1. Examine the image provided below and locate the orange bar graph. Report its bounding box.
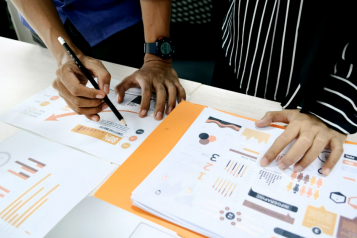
[8,170,28,180]
[240,166,248,177]
[21,167,36,174]
[16,199,48,228]
[225,183,233,197]
[71,124,122,145]
[8,214,18,224]
[5,188,44,222]
[1,200,22,219]
[13,184,60,226]
[0,186,10,193]
[243,148,260,155]
[233,164,241,176]
[0,174,51,217]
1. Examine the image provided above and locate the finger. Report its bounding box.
[260,125,300,167]
[255,111,292,127]
[63,99,100,122]
[114,76,137,103]
[153,82,167,120]
[294,132,330,172]
[174,81,186,103]
[85,59,111,94]
[278,131,316,170]
[53,78,103,108]
[165,81,177,115]
[138,83,153,118]
[322,137,344,176]
[59,67,106,99]
[65,97,107,118]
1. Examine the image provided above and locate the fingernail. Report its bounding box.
[260,157,268,167]
[294,165,303,172]
[140,110,147,116]
[323,168,331,176]
[96,94,104,99]
[104,84,110,94]
[102,104,108,110]
[91,116,98,122]
[116,94,120,103]
[167,107,173,114]
[278,163,287,170]
[155,111,163,120]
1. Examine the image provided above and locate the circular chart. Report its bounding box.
[0,152,11,167]
[40,101,50,106]
[121,143,130,149]
[198,133,216,145]
[136,129,144,135]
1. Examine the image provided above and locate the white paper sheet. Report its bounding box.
[0,80,164,165]
[132,108,357,238]
[0,131,116,238]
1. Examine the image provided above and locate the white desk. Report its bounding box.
[1,37,356,238]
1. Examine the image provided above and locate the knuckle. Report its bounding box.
[72,97,81,107]
[70,87,80,96]
[157,84,166,92]
[143,91,152,98]
[277,133,290,144]
[333,146,344,154]
[300,135,313,145]
[315,136,327,145]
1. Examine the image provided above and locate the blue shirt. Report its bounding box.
[19,0,142,47]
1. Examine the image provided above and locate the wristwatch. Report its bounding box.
[144,37,175,60]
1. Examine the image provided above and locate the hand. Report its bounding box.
[52,53,111,122]
[256,110,347,176]
[115,55,186,120]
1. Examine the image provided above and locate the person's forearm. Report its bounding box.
[140,0,171,61]
[11,0,81,65]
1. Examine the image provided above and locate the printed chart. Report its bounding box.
[0,85,162,165]
[0,132,116,238]
[132,107,357,238]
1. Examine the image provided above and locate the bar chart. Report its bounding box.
[7,158,46,180]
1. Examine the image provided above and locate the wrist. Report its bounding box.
[144,53,172,64]
[49,35,82,66]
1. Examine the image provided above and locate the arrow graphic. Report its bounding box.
[45,110,138,121]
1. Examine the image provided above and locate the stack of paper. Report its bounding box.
[132,108,357,238]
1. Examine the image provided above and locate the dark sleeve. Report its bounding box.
[281,1,357,134]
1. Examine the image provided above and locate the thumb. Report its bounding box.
[114,76,136,104]
[255,110,292,127]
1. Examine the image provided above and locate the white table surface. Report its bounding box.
[1,36,356,237]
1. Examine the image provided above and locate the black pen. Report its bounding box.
[58,36,126,126]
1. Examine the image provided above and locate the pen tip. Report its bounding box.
[121,119,127,126]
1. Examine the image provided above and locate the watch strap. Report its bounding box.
[144,42,157,54]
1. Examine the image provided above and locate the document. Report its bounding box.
[131,107,357,238]
[0,80,163,165]
[0,131,116,238]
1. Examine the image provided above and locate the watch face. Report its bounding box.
[160,42,172,55]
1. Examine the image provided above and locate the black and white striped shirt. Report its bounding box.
[217,0,357,134]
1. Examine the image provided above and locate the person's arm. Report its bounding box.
[255,2,356,176]
[12,0,111,122]
[115,0,186,120]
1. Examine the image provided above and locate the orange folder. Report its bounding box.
[94,101,356,238]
